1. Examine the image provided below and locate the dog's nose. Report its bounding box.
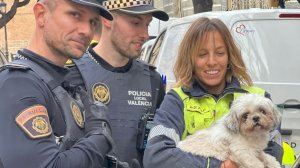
[253,116,260,123]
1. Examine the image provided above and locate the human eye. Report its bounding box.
[131,19,141,26]
[90,19,99,30]
[216,50,225,56]
[198,52,207,57]
[69,11,81,19]
[216,48,227,56]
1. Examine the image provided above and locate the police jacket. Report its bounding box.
[0,49,110,168]
[143,77,283,168]
[65,47,165,166]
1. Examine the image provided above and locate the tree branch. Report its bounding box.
[0,0,30,29]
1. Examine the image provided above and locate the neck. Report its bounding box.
[206,85,225,95]
[27,32,67,67]
[196,78,226,95]
[93,35,130,68]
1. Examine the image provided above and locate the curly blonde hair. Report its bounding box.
[174,17,252,88]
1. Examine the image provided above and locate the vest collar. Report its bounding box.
[182,77,247,98]
[88,47,133,73]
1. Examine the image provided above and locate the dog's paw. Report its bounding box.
[262,153,281,168]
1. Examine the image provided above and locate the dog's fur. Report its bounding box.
[177,94,281,168]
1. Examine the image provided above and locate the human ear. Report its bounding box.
[33,3,47,27]
[102,17,112,29]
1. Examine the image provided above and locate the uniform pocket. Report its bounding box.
[185,104,214,135]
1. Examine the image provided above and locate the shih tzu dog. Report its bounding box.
[177,94,281,168]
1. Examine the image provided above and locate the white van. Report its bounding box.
[140,39,156,62]
[147,8,300,158]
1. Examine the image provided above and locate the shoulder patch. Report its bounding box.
[15,105,52,139]
[65,59,75,67]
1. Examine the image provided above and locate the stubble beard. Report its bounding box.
[45,37,85,61]
[111,34,140,60]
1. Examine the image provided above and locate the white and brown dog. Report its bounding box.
[177,94,281,168]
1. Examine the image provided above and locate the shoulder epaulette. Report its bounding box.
[4,63,31,71]
[148,64,157,71]
[136,59,157,70]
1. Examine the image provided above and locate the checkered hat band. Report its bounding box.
[104,0,152,10]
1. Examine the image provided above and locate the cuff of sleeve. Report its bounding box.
[207,157,222,168]
[88,133,111,154]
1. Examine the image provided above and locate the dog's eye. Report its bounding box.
[242,113,249,120]
[260,109,266,115]
[259,108,267,115]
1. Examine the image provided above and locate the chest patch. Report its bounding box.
[15,105,52,139]
[92,82,110,104]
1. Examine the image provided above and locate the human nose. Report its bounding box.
[140,26,149,40]
[77,21,93,38]
[207,53,217,65]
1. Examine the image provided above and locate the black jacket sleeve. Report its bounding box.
[149,68,166,109]
[264,91,283,163]
[0,70,110,168]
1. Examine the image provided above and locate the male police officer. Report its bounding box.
[0,0,116,167]
[65,0,169,167]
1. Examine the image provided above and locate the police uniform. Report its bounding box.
[65,46,166,166]
[0,49,111,167]
[143,78,283,168]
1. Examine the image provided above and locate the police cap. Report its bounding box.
[103,0,169,21]
[37,0,113,20]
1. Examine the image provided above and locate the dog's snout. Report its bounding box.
[253,116,260,123]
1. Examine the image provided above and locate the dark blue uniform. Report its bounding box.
[65,46,165,166]
[0,49,110,167]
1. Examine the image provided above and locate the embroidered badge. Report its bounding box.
[70,101,84,128]
[64,59,75,67]
[92,82,110,104]
[15,105,52,139]
[32,117,49,134]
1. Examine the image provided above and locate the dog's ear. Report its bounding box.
[224,110,239,134]
[269,101,281,129]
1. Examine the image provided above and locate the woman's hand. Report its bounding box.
[221,159,238,168]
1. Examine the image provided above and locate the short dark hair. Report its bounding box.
[38,0,57,11]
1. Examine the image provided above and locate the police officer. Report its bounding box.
[65,0,169,167]
[143,17,283,168]
[0,0,116,167]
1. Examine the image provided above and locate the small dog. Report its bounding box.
[177,94,281,168]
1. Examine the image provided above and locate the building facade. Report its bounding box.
[153,0,222,17]
[153,0,300,17]
[0,0,35,60]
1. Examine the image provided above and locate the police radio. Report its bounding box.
[136,111,155,151]
[136,88,159,151]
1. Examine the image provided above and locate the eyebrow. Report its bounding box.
[216,46,226,49]
[130,15,144,20]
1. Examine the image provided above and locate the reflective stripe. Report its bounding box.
[207,157,210,168]
[148,125,180,144]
